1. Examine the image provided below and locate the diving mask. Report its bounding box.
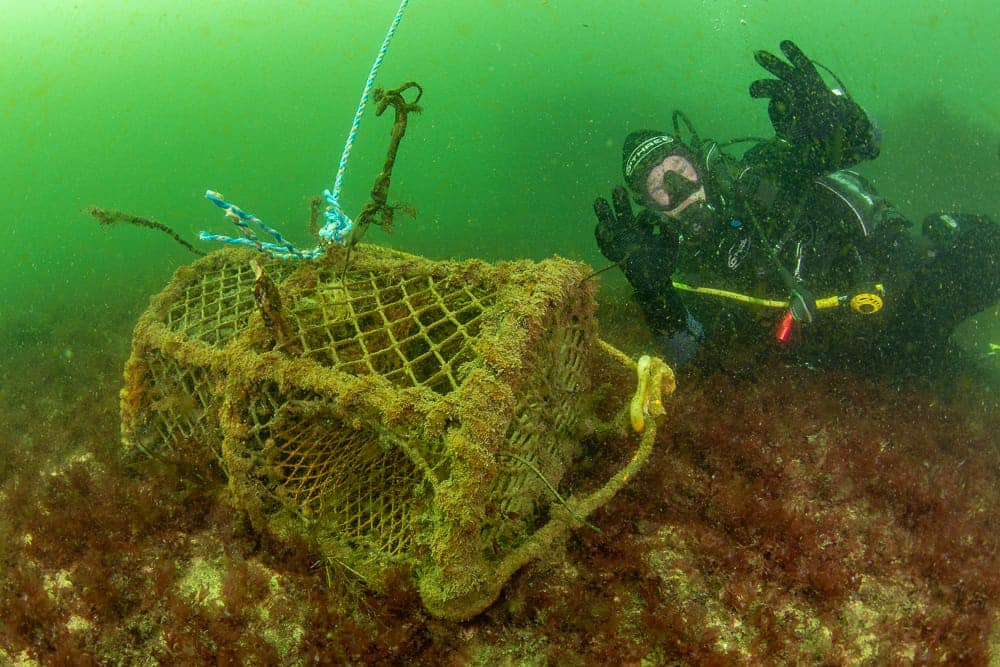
[643,153,706,217]
[622,130,706,218]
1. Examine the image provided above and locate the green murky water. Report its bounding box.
[2,0,998,369]
[1,4,999,661]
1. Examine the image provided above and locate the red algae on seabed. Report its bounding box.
[1,349,998,664]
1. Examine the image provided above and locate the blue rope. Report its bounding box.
[200,191,324,260]
[200,0,412,258]
[319,0,411,245]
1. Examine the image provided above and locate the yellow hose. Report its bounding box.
[672,282,843,311]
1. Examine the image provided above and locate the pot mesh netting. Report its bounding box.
[121,244,672,620]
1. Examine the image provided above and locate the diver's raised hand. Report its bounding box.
[749,40,880,172]
[594,186,645,264]
[594,187,693,361]
[593,186,677,289]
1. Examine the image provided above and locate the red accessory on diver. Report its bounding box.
[775,309,795,343]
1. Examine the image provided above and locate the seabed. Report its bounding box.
[1,285,998,665]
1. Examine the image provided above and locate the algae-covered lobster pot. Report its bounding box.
[121,243,671,620]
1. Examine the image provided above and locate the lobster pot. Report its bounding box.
[121,243,648,620]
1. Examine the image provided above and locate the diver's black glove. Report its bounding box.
[594,186,676,288]
[749,40,880,173]
[594,187,694,343]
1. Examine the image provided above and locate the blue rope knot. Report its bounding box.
[319,189,354,245]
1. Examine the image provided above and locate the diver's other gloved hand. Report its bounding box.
[593,185,677,289]
[749,40,880,173]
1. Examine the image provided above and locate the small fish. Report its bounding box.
[986,343,1000,356]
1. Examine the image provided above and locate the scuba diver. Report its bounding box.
[593,40,1000,373]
